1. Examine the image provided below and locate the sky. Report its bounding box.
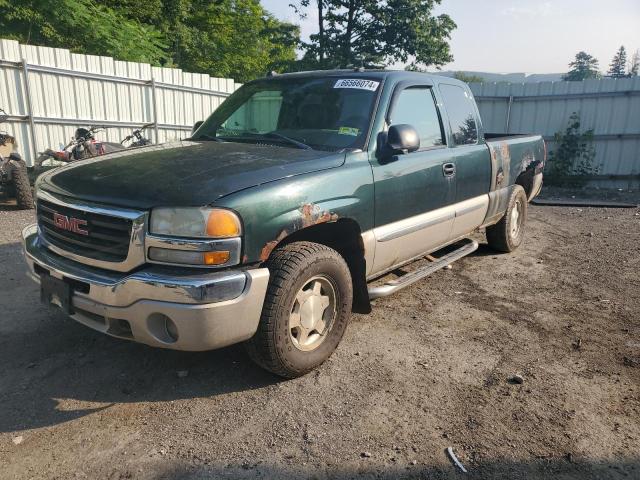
[261,0,640,74]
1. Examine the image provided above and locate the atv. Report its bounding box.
[0,109,34,210]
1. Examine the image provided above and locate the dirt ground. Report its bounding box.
[0,189,639,480]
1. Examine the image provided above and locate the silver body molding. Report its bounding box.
[367,194,489,277]
[22,225,270,351]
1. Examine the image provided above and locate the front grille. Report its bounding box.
[37,199,132,262]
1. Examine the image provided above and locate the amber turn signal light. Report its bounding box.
[206,210,241,238]
[203,251,231,265]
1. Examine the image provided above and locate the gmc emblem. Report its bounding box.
[53,213,89,236]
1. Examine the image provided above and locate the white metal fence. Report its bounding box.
[469,77,640,189]
[0,39,239,166]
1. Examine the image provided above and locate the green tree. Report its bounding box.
[0,0,167,63]
[0,0,299,82]
[545,112,597,186]
[628,49,639,77]
[169,0,299,82]
[607,45,628,78]
[453,72,484,83]
[562,51,600,81]
[292,0,456,70]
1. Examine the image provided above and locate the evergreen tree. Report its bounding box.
[607,45,628,78]
[629,50,640,77]
[562,51,600,81]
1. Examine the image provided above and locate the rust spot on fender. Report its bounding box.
[500,141,510,160]
[259,203,339,261]
[300,203,338,227]
[489,141,512,188]
[259,230,288,262]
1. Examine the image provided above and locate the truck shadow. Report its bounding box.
[0,242,281,433]
[470,242,503,257]
[153,458,640,480]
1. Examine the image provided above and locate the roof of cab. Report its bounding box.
[253,69,467,88]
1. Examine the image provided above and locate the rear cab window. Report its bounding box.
[438,84,478,146]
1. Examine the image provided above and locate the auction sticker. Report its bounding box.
[334,79,380,91]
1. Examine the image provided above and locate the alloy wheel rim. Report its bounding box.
[289,275,337,352]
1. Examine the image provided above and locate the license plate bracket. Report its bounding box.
[40,273,74,315]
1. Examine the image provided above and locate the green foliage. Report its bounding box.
[453,72,484,83]
[292,0,456,70]
[545,112,598,187]
[0,0,299,82]
[0,0,167,63]
[166,0,299,82]
[607,45,628,78]
[563,51,600,81]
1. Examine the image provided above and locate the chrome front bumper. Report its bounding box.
[22,224,270,351]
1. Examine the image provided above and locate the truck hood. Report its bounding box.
[37,140,346,209]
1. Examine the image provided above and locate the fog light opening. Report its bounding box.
[147,313,179,344]
[165,317,179,342]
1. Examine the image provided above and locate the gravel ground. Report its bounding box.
[0,190,639,480]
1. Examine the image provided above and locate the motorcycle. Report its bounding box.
[35,122,154,169]
[120,122,154,148]
[0,108,34,209]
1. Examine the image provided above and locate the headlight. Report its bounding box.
[150,207,241,238]
[148,207,242,267]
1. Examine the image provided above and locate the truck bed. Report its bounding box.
[484,133,539,141]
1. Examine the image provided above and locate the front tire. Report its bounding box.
[245,241,353,378]
[486,185,527,252]
[9,159,34,210]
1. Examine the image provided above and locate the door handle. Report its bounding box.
[442,163,456,177]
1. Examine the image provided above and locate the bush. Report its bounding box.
[545,112,598,187]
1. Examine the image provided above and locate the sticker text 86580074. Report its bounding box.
[334,79,380,91]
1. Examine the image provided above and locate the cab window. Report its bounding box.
[439,84,478,145]
[389,87,444,149]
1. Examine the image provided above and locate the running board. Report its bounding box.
[367,239,479,300]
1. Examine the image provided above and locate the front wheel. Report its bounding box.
[245,241,353,378]
[9,159,34,210]
[486,185,527,252]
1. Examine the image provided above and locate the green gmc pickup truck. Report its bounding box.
[22,70,544,378]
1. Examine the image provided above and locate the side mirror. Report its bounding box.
[378,124,420,159]
[191,120,204,135]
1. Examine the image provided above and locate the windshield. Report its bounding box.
[192,76,382,151]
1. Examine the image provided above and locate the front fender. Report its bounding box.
[217,155,374,264]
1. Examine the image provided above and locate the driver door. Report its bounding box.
[369,84,455,275]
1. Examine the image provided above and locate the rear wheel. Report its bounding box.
[245,241,353,378]
[486,185,527,252]
[9,159,34,210]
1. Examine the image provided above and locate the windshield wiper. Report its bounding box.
[191,134,225,142]
[262,132,312,150]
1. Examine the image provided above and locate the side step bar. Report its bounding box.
[367,239,479,300]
